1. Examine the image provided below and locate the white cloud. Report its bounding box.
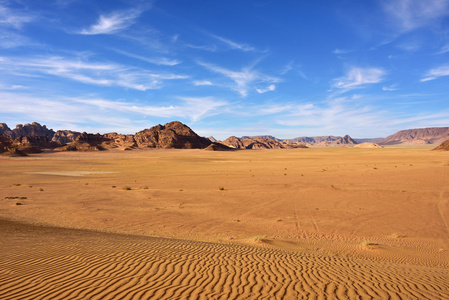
[79,9,143,35]
[72,96,227,122]
[332,67,386,90]
[437,43,449,54]
[0,5,34,29]
[256,84,276,94]
[382,84,398,91]
[381,0,449,32]
[193,80,213,86]
[210,34,255,52]
[421,64,449,81]
[0,55,188,91]
[333,48,352,54]
[112,49,180,66]
[197,60,280,97]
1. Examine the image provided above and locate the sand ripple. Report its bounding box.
[1,220,448,300]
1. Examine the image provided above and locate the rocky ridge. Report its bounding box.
[380,127,449,145]
[222,136,308,149]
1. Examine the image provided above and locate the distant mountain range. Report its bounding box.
[1,122,449,156]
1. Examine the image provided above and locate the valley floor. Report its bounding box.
[1,147,448,299]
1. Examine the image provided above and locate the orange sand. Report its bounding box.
[1,147,448,299]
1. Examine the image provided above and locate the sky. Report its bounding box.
[1,0,449,139]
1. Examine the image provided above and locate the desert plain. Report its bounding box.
[0,146,448,299]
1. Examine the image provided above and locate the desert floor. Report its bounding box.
[1,147,448,299]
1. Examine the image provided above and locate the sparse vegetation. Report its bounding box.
[11,183,21,187]
[219,187,225,190]
[391,233,404,238]
[112,185,116,188]
[15,202,23,206]
[276,218,282,222]
[39,188,44,192]
[122,186,132,191]
[362,241,379,249]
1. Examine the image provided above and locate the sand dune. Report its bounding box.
[1,147,448,299]
[1,219,448,300]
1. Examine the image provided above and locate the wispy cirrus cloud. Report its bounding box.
[256,84,276,94]
[210,34,255,52]
[437,43,449,54]
[421,64,449,81]
[193,80,213,86]
[0,92,228,132]
[332,67,386,91]
[197,60,280,97]
[0,55,188,91]
[0,4,34,29]
[381,0,449,32]
[112,48,181,66]
[79,8,144,35]
[72,96,227,122]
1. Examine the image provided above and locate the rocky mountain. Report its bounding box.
[354,138,384,144]
[52,130,81,144]
[432,139,449,151]
[380,127,449,145]
[222,136,307,149]
[288,135,357,146]
[241,135,280,141]
[0,123,14,137]
[134,121,211,149]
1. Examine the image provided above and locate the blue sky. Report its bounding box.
[1,0,449,139]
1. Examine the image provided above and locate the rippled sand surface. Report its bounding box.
[1,148,448,299]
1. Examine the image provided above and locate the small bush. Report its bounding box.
[122,186,131,191]
[15,202,22,206]
[219,187,225,191]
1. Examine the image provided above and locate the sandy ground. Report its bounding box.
[1,147,448,299]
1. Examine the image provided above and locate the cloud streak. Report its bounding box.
[332,67,385,91]
[381,0,449,32]
[421,64,449,81]
[79,9,143,35]
[197,60,280,97]
[0,4,34,29]
[210,34,255,52]
[0,55,188,91]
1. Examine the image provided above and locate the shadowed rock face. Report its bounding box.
[11,122,55,139]
[433,139,449,151]
[134,121,211,149]
[289,135,357,146]
[52,130,81,144]
[380,127,449,145]
[0,123,13,137]
[222,136,308,149]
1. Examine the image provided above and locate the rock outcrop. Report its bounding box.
[134,121,211,149]
[11,122,55,139]
[0,123,13,137]
[222,136,307,149]
[432,139,449,151]
[0,134,27,156]
[52,130,81,144]
[380,127,449,145]
[289,135,357,146]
